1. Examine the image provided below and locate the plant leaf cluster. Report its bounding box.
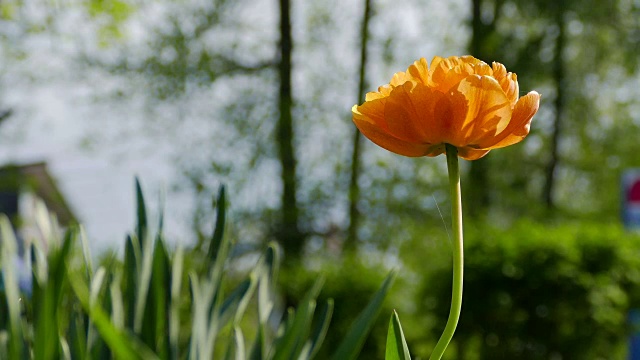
[0,180,402,359]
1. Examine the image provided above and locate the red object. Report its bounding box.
[630,180,640,203]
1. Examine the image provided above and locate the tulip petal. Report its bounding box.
[365,89,387,101]
[493,63,519,107]
[430,58,470,92]
[382,82,453,145]
[502,73,519,107]
[429,56,460,88]
[491,62,507,78]
[406,58,430,84]
[382,82,426,142]
[458,147,490,160]
[390,71,410,87]
[353,105,432,157]
[448,75,512,147]
[354,94,387,130]
[485,91,541,149]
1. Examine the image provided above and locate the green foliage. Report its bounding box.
[86,0,135,44]
[418,220,640,359]
[87,0,133,22]
[0,181,395,359]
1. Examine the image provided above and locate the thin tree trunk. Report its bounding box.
[345,0,373,252]
[277,0,303,257]
[542,8,565,209]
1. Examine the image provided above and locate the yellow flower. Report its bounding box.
[352,56,540,160]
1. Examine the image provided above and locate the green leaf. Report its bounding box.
[256,243,280,323]
[86,267,107,354]
[219,277,257,326]
[33,229,75,360]
[331,270,397,360]
[223,326,245,360]
[187,272,204,359]
[249,243,280,359]
[385,310,411,360]
[89,267,107,307]
[157,190,165,234]
[247,326,265,360]
[0,215,24,360]
[207,185,226,263]
[68,308,88,359]
[234,326,246,360]
[188,271,217,360]
[146,236,171,358]
[299,299,334,360]
[260,243,280,291]
[110,269,125,331]
[79,226,94,279]
[271,278,324,360]
[133,234,154,334]
[123,234,140,330]
[170,247,184,359]
[67,266,159,360]
[135,177,148,251]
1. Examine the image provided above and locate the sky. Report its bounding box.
[0,74,183,253]
[0,3,194,253]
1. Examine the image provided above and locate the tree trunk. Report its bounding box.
[542,8,565,209]
[345,0,373,252]
[277,0,303,257]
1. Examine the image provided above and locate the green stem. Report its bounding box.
[429,144,464,360]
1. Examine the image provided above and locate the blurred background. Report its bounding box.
[2,0,640,358]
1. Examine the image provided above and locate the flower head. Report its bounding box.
[352,56,540,160]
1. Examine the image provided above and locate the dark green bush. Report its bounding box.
[419,220,640,359]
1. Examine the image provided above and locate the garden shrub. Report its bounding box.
[419,219,640,359]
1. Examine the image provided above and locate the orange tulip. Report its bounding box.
[352,56,540,160]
